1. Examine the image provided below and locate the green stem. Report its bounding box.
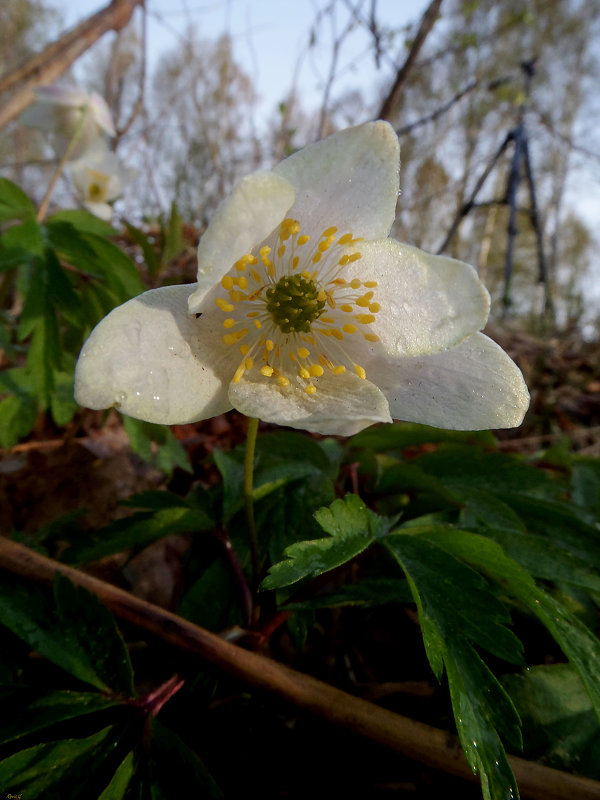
[37,103,91,222]
[244,416,261,589]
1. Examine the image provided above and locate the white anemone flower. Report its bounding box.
[70,146,136,221]
[74,121,529,437]
[21,84,116,159]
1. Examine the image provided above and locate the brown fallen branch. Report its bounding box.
[0,0,142,132]
[1,538,599,800]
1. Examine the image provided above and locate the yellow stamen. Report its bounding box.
[348,252,362,262]
[277,376,290,387]
[369,302,381,313]
[309,364,324,377]
[356,314,376,325]
[333,365,346,375]
[261,365,274,377]
[299,367,311,379]
[216,298,234,312]
[363,333,380,342]
[233,364,246,382]
[337,233,353,245]
[355,365,366,380]
[223,318,235,328]
[305,385,317,395]
[297,235,309,246]
[340,304,353,313]
[297,347,310,359]
[221,276,234,290]
[245,357,254,370]
[343,324,357,334]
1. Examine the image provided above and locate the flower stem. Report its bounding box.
[37,103,90,222]
[244,416,261,589]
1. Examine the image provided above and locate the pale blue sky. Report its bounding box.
[56,0,429,115]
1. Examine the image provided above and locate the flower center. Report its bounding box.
[212,218,382,394]
[265,274,326,333]
[86,169,109,202]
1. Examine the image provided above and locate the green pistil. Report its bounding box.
[266,275,326,333]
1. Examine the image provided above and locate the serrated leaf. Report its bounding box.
[0,725,122,798]
[384,532,524,669]
[0,687,123,745]
[384,533,522,800]
[425,529,600,722]
[0,178,36,221]
[0,573,134,694]
[261,495,379,590]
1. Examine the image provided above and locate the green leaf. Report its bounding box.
[0,687,123,746]
[0,216,45,258]
[425,529,600,722]
[349,422,496,451]
[413,445,561,499]
[384,533,522,800]
[0,392,38,447]
[503,664,600,778]
[261,495,380,590]
[0,725,123,798]
[214,447,319,522]
[285,578,413,609]
[0,178,36,221]
[160,200,184,268]
[48,208,118,237]
[98,750,138,800]
[385,532,524,670]
[122,416,192,475]
[148,717,223,799]
[124,220,160,275]
[0,573,134,695]
[63,504,213,565]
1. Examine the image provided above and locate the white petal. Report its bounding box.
[188,172,295,313]
[367,332,530,430]
[83,201,113,221]
[354,239,490,357]
[75,284,233,424]
[274,121,399,241]
[229,371,392,436]
[35,85,88,107]
[88,91,116,136]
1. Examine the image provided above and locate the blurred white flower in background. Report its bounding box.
[69,145,137,220]
[21,84,116,160]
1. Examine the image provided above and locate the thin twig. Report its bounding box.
[1,538,600,800]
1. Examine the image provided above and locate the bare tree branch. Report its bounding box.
[0,0,143,132]
[377,0,444,121]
